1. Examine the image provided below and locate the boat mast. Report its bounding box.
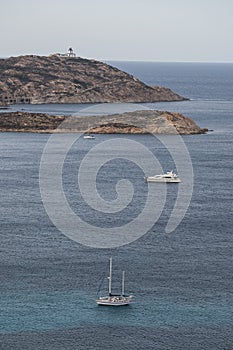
[108,257,112,296]
[122,271,125,296]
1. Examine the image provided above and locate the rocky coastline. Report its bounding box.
[0,111,208,134]
[0,55,186,105]
[0,54,200,135]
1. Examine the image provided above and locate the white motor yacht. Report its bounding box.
[83,134,95,139]
[145,170,181,183]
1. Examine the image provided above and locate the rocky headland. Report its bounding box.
[0,55,186,105]
[0,110,208,134]
[87,110,208,135]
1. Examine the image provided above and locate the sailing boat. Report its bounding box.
[96,257,133,306]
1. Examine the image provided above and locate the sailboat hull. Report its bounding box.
[96,296,132,306]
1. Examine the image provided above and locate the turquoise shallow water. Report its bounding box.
[1,290,233,334]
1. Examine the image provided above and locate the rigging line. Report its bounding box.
[96,259,111,298]
[96,274,106,298]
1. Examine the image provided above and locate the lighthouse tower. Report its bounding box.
[67,47,76,57]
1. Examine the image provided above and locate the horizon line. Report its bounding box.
[0,54,233,64]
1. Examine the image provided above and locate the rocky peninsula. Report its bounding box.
[0,110,207,134]
[0,54,186,105]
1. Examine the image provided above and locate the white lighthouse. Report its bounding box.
[67,47,76,57]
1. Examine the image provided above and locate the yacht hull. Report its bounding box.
[146,177,181,183]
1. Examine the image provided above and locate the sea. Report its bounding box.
[0,62,233,349]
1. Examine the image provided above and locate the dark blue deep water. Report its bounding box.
[1,62,233,349]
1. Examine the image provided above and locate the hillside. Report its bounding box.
[0,55,186,105]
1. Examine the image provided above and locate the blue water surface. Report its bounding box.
[1,62,233,349]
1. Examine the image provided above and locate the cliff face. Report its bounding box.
[0,110,208,134]
[0,55,186,105]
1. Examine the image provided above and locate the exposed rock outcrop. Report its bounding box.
[0,110,208,134]
[0,112,65,132]
[0,55,186,105]
[86,110,208,134]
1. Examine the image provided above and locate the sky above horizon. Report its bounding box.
[1,0,233,62]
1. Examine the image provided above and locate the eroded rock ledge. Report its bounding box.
[0,110,208,134]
